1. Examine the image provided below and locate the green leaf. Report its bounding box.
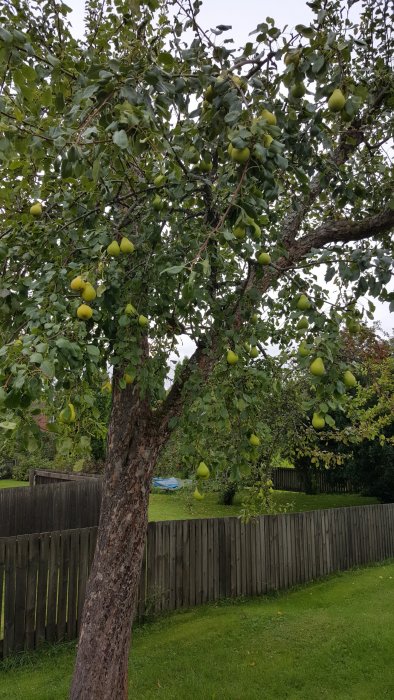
[295,24,314,37]
[113,130,129,149]
[30,352,43,364]
[87,345,100,359]
[40,360,55,379]
[161,265,186,275]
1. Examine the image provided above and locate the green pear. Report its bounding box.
[138,315,149,327]
[263,133,273,148]
[30,202,42,216]
[257,251,271,265]
[81,283,96,302]
[120,237,135,254]
[260,109,276,125]
[298,341,310,357]
[70,276,86,291]
[296,317,309,330]
[328,88,346,112]
[77,304,93,320]
[226,350,239,365]
[196,461,210,479]
[204,85,214,102]
[312,412,325,430]
[101,380,112,394]
[251,313,259,324]
[250,346,259,358]
[153,174,166,186]
[107,240,120,257]
[233,225,246,240]
[125,303,137,315]
[230,147,250,164]
[152,194,163,211]
[290,82,306,98]
[297,294,311,311]
[193,487,204,501]
[343,370,357,388]
[310,357,325,376]
[249,433,260,447]
[59,402,76,424]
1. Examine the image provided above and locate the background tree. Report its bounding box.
[0,1,393,697]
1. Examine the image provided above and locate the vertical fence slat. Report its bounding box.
[36,534,49,646]
[188,520,196,608]
[46,532,59,643]
[66,531,79,640]
[4,538,16,656]
[14,538,28,652]
[0,539,5,658]
[77,529,90,631]
[57,531,69,643]
[25,535,39,650]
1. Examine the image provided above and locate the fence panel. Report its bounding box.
[0,481,103,537]
[0,504,393,659]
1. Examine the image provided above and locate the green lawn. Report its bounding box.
[148,490,377,521]
[1,563,393,699]
[0,480,27,489]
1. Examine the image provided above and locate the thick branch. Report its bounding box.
[292,208,394,258]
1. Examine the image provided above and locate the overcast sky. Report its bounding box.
[65,0,392,340]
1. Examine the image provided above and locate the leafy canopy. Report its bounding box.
[0,0,393,446]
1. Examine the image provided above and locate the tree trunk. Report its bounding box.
[70,372,160,700]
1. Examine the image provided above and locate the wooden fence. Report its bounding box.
[0,481,102,537]
[272,467,353,493]
[30,469,101,486]
[1,503,393,659]
[30,466,354,493]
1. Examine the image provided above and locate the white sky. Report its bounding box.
[66,0,392,342]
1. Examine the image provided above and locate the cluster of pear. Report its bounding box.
[125,301,149,329]
[107,237,135,257]
[228,108,277,168]
[226,310,262,365]
[283,50,347,115]
[295,294,358,430]
[70,276,97,321]
[151,173,168,211]
[193,460,210,500]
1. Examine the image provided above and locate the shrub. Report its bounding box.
[0,459,14,479]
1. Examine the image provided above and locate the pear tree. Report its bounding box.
[0,0,393,697]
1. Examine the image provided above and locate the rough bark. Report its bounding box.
[70,371,160,700]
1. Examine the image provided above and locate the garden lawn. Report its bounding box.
[0,480,27,489]
[148,490,377,521]
[0,563,393,700]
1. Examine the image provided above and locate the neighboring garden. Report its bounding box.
[1,564,393,700]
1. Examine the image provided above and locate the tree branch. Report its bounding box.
[292,209,394,258]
